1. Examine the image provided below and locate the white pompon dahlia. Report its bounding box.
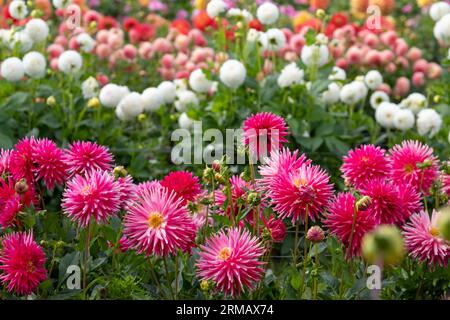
[1,57,25,82]
[256,2,279,25]
[141,87,164,112]
[219,60,246,89]
[58,50,82,74]
[417,109,442,138]
[25,19,49,43]
[189,69,213,93]
[23,51,46,79]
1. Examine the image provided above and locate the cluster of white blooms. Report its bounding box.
[256,2,279,25]
[1,51,46,82]
[175,90,199,112]
[301,44,330,68]
[226,8,253,21]
[81,77,99,99]
[339,80,368,105]
[53,0,72,9]
[206,0,226,18]
[0,18,49,55]
[430,2,450,22]
[219,59,246,89]
[328,66,346,81]
[322,83,341,105]
[9,0,28,20]
[76,33,96,53]
[433,11,450,45]
[372,92,442,136]
[25,19,49,43]
[189,69,214,93]
[58,50,83,74]
[364,70,383,90]
[277,63,304,88]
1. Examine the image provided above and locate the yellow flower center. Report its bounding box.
[217,247,232,261]
[80,184,92,196]
[429,227,440,237]
[293,177,307,188]
[148,211,164,229]
[404,164,414,173]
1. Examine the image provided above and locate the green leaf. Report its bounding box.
[0,132,13,149]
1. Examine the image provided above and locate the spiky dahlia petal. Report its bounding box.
[258,148,311,192]
[117,175,137,210]
[65,141,114,177]
[9,137,36,183]
[62,170,121,227]
[0,231,47,295]
[243,112,289,159]
[325,193,376,258]
[32,138,67,189]
[123,186,196,256]
[269,164,334,223]
[197,228,265,298]
[160,171,202,206]
[340,144,389,188]
[0,149,11,174]
[361,179,422,225]
[403,211,449,267]
[388,140,439,194]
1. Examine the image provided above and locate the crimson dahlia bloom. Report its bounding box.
[0,232,47,296]
[32,138,67,189]
[65,141,114,177]
[403,211,449,267]
[340,144,389,188]
[0,149,11,174]
[123,186,196,256]
[243,112,289,159]
[361,179,422,225]
[197,228,265,298]
[9,137,36,183]
[269,164,334,223]
[325,193,376,258]
[388,141,439,194]
[160,171,202,206]
[62,170,121,227]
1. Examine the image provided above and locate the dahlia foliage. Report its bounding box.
[0,0,449,300]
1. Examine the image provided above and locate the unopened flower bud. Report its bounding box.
[315,9,326,19]
[200,280,210,292]
[356,196,371,210]
[433,95,441,104]
[307,226,325,243]
[362,225,405,266]
[212,160,221,172]
[87,97,100,109]
[138,113,147,122]
[47,96,56,107]
[113,166,128,178]
[15,179,29,195]
[247,192,261,206]
[437,208,450,241]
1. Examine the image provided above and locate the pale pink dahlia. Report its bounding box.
[403,211,449,267]
[32,138,67,189]
[269,164,334,223]
[325,193,376,258]
[0,232,47,295]
[341,144,389,188]
[62,170,121,227]
[258,148,311,192]
[442,172,450,201]
[9,137,36,183]
[388,141,439,194]
[0,149,11,174]
[123,186,196,256]
[361,179,422,225]
[243,112,289,158]
[197,228,265,297]
[160,171,202,206]
[136,180,161,197]
[65,141,114,177]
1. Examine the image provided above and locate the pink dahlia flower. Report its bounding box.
[0,178,36,228]
[269,164,334,223]
[9,137,36,183]
[442,171,450,201]
[62,170,121,227]
[123,186,196,256]
[325,193,376,258]
[243,112,289,159]
[136,180,161,197]
[403,211,449,267]
[160,171,202,206]
[361,179,422,225]
[341,144,389,188]
[197,228,265,297]
[0,149,11,174]
[258,148,311,192]
[32,138,67,189]
[65,141,114,177]
[0,232,47,295]
[388,141,439,194]
[117,175,137,210]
